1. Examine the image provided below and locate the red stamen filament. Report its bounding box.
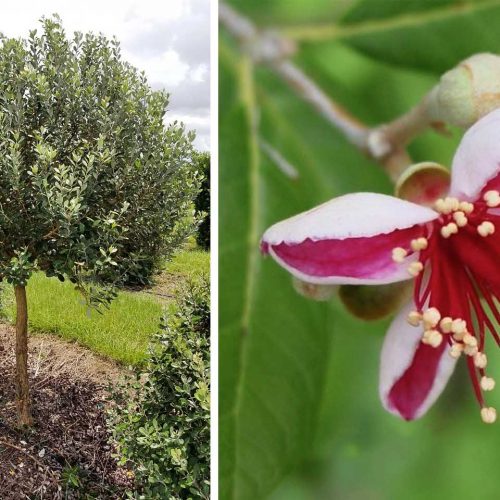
[393,194,500,423]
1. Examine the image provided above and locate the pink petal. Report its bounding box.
[262,193,438,285]
[379,302,457,420]
[450,107,500,200]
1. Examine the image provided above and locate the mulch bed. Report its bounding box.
[0,325,134,498]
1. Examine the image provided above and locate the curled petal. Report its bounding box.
[395,162,450,207]
[379,301,457,420]
[450,108,500,200]
[261,193,438,285]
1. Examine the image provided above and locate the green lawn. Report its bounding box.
[164,249,210,279]
[1,249,209,365]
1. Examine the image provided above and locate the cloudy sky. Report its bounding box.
[0,0,210,150]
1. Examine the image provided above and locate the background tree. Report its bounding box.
[0,16,199,426]
[194,152,210,250]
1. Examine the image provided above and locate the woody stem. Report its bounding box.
[219,2,435,181]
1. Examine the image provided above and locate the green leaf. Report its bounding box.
[219,45,335,500]
[219,35,415,498]
[283,0,500,73]
[226,0,356,24]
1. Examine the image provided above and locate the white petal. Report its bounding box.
[450,107,500,200]
[263,192,438,245]
[379,301,457,420]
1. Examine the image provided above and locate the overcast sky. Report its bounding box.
[0,0,210,150]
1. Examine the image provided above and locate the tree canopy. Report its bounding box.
[0,15,200,298]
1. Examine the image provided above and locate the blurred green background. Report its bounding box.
[219,1,500,499]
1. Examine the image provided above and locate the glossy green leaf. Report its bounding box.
[232,0,500,74]
[286,0,500,73]
[219,45,335,500]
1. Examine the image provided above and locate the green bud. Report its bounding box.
[339,281,412,321]
[427,53,500,128]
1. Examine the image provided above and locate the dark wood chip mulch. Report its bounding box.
[0,353,133,498]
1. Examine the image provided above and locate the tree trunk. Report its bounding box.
[14,285,33,427]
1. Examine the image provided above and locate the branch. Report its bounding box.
[0,439,52,472]
[219,2,436,181]
[260,138,299,179]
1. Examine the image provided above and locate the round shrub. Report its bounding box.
[110,276,210,499]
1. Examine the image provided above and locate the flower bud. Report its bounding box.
[339,281,412,321]
[427,53,500,128]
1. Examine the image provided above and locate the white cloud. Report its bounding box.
[0,0,210,150]
[190,64,209,83]
[124,49,190,88]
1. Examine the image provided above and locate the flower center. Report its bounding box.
[392,191,500,423]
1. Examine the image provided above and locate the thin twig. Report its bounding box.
[272,60,369,150]
[260,139,299,179]
[219,3,368,149]
[219,2,439,181]
[0,439,51,472]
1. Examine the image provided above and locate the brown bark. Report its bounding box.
[14,285,33,427]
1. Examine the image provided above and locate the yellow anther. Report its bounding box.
[422,329,443,348]
[449,343,464,359]
[481,376,496,391]
[442,202,453,215]
[474,352,488,369]
[434,198,446,213]
[392,247,407,263]
[478,221,495,237]
[463,333,478,347]
[407,311,422,327]
[429,331,443,348]
[453,211,468,227]
[423,307,441,328]
[484,190,500,208]
[481,407,497,424]
[440,317,453,333]
[440,222,458,238]
[444,197,460,212]
[459,201,474,214]
[436,197,453,213]
[464,344,479,356]
[451,318,467,339]
[410,237,428,251]
[408,261,424,277]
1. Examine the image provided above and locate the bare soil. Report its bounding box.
[0,324,133,499]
